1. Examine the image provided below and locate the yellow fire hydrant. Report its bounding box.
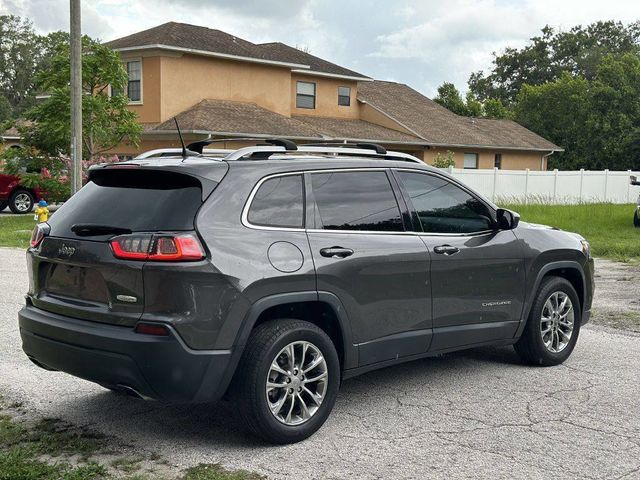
[34,200,49,223]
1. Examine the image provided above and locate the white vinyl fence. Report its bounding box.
[444,167,640,204]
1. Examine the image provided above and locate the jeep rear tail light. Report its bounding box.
[110,233,204,261]
[30,223,50,248]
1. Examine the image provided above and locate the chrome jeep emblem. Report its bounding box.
[58,244,76,257]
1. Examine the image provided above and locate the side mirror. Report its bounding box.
[496,208,520,230]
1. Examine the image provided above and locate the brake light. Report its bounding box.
[30,223,50,248]
[110,233,205,261]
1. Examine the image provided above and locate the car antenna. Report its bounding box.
[174,117,188,160]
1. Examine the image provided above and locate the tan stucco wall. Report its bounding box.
[423,147,546,170]
[159,54,292,120]
[290,73,359,119]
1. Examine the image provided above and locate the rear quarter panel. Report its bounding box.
[189,162,317,350]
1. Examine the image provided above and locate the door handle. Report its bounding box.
[433,245,460,256]
[320,246,354,258]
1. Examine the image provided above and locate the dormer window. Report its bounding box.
[296,81,316,109]
[338,86,351,106]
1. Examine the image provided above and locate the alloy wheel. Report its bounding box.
[266,340,328,426]
[540,291,574,353]
[14,192,32,213]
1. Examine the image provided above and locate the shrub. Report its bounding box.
[432,150,456,168]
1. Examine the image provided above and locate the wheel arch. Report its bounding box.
[219,291,356,398]
[516,261,586,338]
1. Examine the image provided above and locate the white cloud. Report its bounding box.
[1,0,638,97]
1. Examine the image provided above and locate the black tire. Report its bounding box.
[634,209,640,228]
[0,201,7,212]
[230,319,340,444]
[8,189,35,214]
[514,276,581,366]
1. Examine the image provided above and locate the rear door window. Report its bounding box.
[310,171,403,232]
[247,174,304,228]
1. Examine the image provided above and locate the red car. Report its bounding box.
[0,172,42,214]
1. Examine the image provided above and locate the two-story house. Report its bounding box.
[6,22,562,169]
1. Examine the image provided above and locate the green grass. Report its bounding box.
[0,214,34,248]
[184,464,265,480]
[0,397,265,480]
[503,203,640,261]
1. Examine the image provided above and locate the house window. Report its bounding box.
[464,153,478,169]
[338,86,351,106]
[296,81,316,109]
[494,153,502,169]
[110,60,142,103]
[126,60,142,102]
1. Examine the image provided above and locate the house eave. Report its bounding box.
[144,130,426,146]
[291,69,372,82]
[144,130,323,141]
[425,142,564,153]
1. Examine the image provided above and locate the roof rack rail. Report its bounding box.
[186,137,297,154]
[302,142,387,154]
[223,144,422,163]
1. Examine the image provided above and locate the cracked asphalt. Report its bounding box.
[1,247,639,479]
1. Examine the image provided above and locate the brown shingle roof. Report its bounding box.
[151,99,423,143]
[293,116,423,143]
[153,99,322,139]
[259,42,369,79]
[106,22,368,79]
[358,80,562,151]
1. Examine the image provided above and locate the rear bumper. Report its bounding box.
[18,304,233,402]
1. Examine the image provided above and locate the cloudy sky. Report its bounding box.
[1,0,638,96]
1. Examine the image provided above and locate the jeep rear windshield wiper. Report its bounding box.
[71,224,133,237]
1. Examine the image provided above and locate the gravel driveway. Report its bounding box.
[1,248,639,480]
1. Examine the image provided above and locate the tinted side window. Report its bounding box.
[248,175,304,228]
[398,171,493,234]
[311,171,403,231]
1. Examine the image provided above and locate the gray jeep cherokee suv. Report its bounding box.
[19,141,594,444]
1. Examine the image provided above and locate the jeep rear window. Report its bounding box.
[247,175,304,228]
[48,170,204,237]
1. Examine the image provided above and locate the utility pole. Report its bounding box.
[70,0,82,194]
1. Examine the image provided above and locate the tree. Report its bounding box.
[469,21,640,105]
[0,15,40,115]
[0,16,71,118]
[24,36,142,160]
[434,82,509,119]
[514,73,591,169]
[0,95,11,123]
[434,82,468,116]
[514,54,640,171]
[483,98,509,119]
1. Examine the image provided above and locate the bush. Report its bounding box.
[432,150,456,168]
